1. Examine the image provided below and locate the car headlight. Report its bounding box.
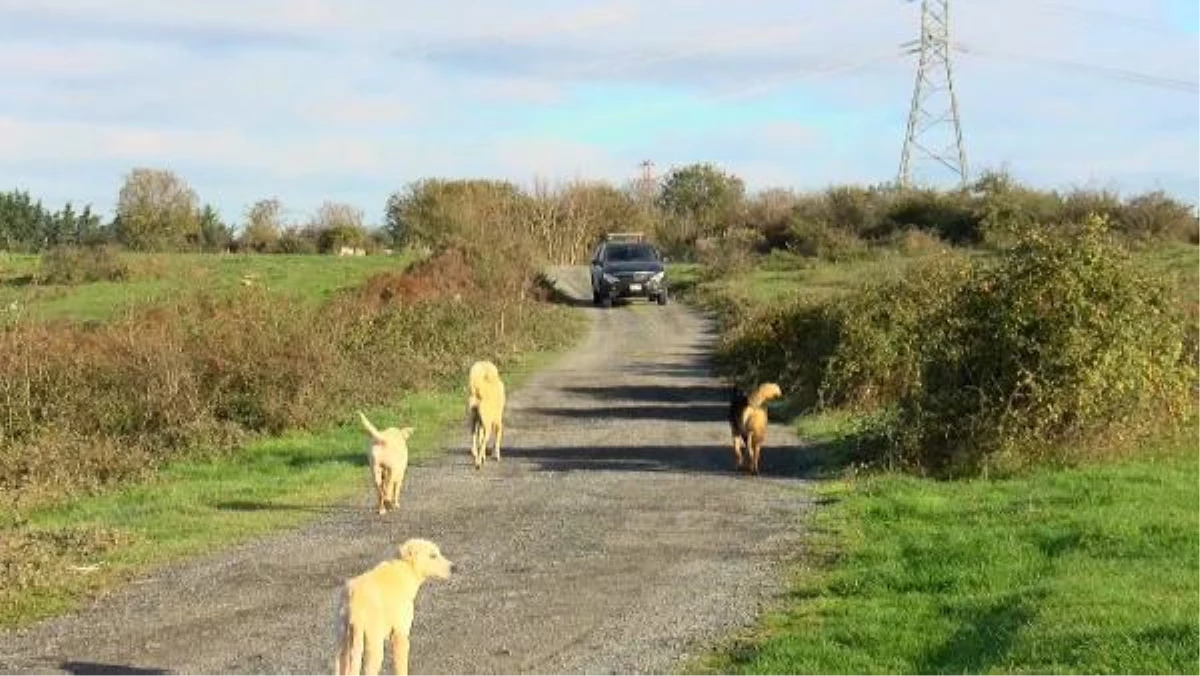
[649,272,665,283]
[602,274,619,284]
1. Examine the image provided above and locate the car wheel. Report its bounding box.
[657,291,668,306]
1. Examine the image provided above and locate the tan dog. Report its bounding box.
[466,360,506,470]
[334,538,454,676]
[358,412,413,515]
[729,383,782,475]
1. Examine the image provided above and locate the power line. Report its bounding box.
[899,0,969,189]
[958,45,1200,93]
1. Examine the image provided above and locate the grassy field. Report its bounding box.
[684,243,1197,309]
[688,242,1200,674]
[0,252,412,322]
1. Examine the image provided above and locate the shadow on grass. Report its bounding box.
[211,499,361,514]
[916,591,1043,674]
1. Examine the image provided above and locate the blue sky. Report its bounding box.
[0,0,1196,226]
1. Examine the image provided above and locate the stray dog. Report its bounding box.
[334,538,455,676]
[728,383,783,475]
[466,360,506,470]
[358,412,413,515]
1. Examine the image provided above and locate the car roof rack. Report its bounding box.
[604,232,645,243]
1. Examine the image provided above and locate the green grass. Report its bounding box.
[684,241,1200,674]
[0,252,412,322]
[0,318,584,630]
[695,433,1199,675]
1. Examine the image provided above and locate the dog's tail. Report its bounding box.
[333,585,363,675]
[357,411,385,443]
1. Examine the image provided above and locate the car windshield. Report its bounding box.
[605,244,658,263]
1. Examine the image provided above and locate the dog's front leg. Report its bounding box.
[731,435,745,470]
[390,631,410,676]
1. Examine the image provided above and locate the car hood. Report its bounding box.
[603,261,664,274]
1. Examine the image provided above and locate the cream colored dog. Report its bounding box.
[334,538,455,676]
[358,412,413,515]
[730,383,783,475]
[466,360,506,470]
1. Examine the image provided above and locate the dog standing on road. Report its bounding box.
[358,412,413,515]
[728,383,783,475]
[466,360,506,470]
[334,538,455,676]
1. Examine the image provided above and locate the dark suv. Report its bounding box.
[589,235,668,307]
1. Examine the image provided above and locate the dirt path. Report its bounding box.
[0,267,813,675]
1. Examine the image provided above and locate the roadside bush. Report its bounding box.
[36,245,130,285]
[0,260,580,498]
[785,218,871,262]
[714,252,971,412]
[887,217,1198,477]
[695,228,762,277]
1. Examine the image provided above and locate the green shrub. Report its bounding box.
[785,218,871,262]
[888,216,1198,477]
[819,254,971,411]
[1115,191,1199,243]
[36,245,130,285]
[879,228,950,256]
[274,231,318,254]
[886,188,982,244]
[714,252,971,413]
[695,228,762,277]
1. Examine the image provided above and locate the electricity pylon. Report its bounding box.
[898,0,969,188]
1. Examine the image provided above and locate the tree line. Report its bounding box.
[2,164,1195,257]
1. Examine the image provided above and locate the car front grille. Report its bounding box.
[616,271,653,282]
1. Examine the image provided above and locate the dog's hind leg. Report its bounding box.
[361,631,385,676]
[471,422,485,470]
[748,435,762,475]
[731,434,745,470]
[390,630,411,676]
[339,625,364,675]
[491,420,503,461]
[375,466,391,515]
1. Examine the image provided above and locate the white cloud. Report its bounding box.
[0,0,1194,221]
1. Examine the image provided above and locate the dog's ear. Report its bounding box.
[398,427,414,440]
[398,540,418,562]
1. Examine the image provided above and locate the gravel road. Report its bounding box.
[0,267,813,675]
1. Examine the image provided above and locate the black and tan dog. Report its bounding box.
[728,383,783,475]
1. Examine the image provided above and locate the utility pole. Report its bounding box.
[636,160,656,203]
[898,0,968,189]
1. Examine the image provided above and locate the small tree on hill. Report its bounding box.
[114,168,200,251]
[241,198,284,253]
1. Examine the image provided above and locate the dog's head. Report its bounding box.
[759,383,782,400]
[399,538,454,581]
[748,382,783,406]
